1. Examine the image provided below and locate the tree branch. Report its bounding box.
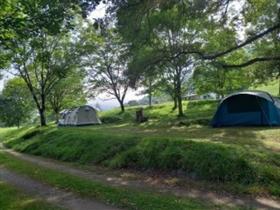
[176,23,280,60]
[219,56,280,68]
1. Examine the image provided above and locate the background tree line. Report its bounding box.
[0,0,279,126]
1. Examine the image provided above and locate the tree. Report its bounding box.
[80,24,129,112]
[0,77,34,127]
[113,0,280,68]
[123,5,201,116]
[193,64,251,98]
[0,0,102,126]
[139,76,159,107]
[10,32,79,126]
[47,70,86,122]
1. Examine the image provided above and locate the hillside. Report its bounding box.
[100,100,219,126]
[0,99,280,201]
[253,80,280,96]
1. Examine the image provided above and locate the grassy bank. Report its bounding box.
[0,181,62,210]
[0,152,232,210]
[0,100,279,198]
[1,124,280,197]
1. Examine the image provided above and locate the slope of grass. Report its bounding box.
[252,80,279,96]
[0,100,279,197]
[0,152,232,210]
[0,181,62,210]
[1,124,280,197]
[100,100,219,125]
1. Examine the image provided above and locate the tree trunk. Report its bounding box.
[39,94,47,126]
[172,96,178,110]
[177,94,184,117]
[278,77,280,96]
[39,108,47,126]
[148,91,152,107]
[118,99,125,113]
[176,77,184,117]
[148,80,152,107]
[55,111,60,124]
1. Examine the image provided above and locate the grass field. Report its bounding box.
[0,152,235,210]
[0,100,279,199]
[253,80,280,96]
[0,181,61,210]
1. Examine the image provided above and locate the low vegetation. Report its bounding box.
[0,181,62,210]
[1,100,279,198]
[100,100,219,125]
[0,152,230,210]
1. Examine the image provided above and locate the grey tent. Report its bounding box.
[59,105,101,126]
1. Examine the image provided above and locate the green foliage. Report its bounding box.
[0,77,35,127]
[79,24,129,112]
[193,63,251,97]
[47,70,86,121]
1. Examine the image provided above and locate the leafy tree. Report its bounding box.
[80,24,129,112]
[113,0,280,73]
[47,70,86,122]
[139,76,159,107]
[10,32,79,126]
[0,0,102,126]
[122,4,202,116]
[0,77,34,127]
[193,64,251,98]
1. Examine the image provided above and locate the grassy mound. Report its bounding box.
[3,126,280,196]
[109,138,255,183]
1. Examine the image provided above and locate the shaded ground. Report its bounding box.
[0,166,120,210]
[3,147,280,210]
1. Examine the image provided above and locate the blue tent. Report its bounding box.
[211,91,280,127]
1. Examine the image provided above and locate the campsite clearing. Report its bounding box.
[0,100,279,209]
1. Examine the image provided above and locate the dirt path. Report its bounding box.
[3,147,280,210]
[0,166,120,210]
